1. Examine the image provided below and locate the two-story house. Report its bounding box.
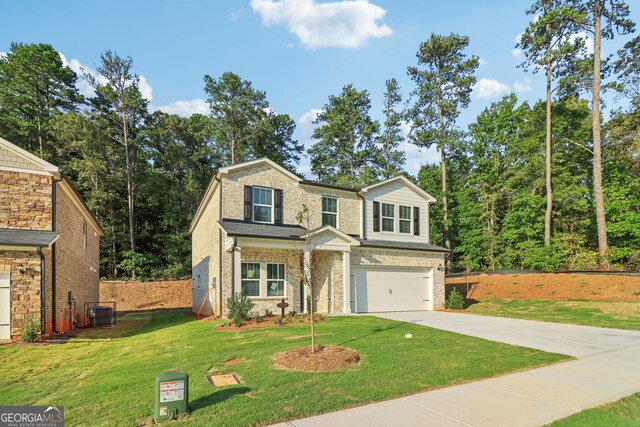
[189,158,448,317]
[0,137,104,340]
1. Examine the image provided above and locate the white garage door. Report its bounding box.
[0,272,10,340]
[351,267,432,313]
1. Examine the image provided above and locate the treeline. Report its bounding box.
[1,0,639,277]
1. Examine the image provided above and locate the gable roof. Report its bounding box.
[218,158,302,182]
[301,225,361,246]
[360,175,436,203]
[0,136,60,176]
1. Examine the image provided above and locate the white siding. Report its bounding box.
[363,180,430,243]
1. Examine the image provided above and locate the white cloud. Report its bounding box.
[568,31,594,55]
[59,52,152,101]
[251,0,393,49]
[229,11,239,21]
[398,120,440,175]
[296,164,313,177]
[154,99,209,117]
[298,107,322,148]
[478,57,487,66]
[514,77,533,93]
[0,51,7,59]
[512,32,525,58]
[138,75,153,102]
[472,78,510,100]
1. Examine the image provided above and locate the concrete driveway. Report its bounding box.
[272,311,640,427]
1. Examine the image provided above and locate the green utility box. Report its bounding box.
[154,371,189,423]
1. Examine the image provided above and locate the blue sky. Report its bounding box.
[2,0,638,176]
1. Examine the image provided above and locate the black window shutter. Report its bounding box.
[274,189,283,225]
[414,207,420,236]
[244,185,253,222]
[373,201,380,232]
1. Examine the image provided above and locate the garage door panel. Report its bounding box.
[353,267,430,313]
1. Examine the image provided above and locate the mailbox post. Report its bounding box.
[155,371,189,423]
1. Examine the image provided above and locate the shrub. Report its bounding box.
[444,289,465,310]
[226,293,255,327]
[253,312,262,323]
[264,309,273,317]
[21,316,39,342]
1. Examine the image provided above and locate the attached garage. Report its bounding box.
[350,266,433,313]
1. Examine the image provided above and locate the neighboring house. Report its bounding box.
[0,137,104,340]
[189,158,448,317]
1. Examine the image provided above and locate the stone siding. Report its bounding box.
[191,184,220,316]
[351,248,446,309]
[222,165,361,235]
[312,251,343,313]
[0,171,52,230]
[0,251,41,340]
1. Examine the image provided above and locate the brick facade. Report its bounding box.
[1,139,102,340]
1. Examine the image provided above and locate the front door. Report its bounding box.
[0,272,10,340]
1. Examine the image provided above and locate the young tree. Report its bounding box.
[406,33,478,256]
[203,72,268,164]
[380,78,406,178]
[517,0,586,247]
[570,0,636,266]
[87,50,149,271]
[0,43,82,158]
[296,204,320,353]
[308,84,381,187]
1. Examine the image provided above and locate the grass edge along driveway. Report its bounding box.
[462,298,640,331]
[547,392,640,426]
[0,311,570,426]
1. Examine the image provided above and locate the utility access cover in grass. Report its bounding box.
[208,373,240,386]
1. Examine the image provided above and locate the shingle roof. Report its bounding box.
[218,220,305,240]
[299,180,358,192]
[357,238,450,253]
[0,228,59,248]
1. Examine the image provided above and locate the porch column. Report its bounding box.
[303,248,311,313]
[342,251,351,313]
[233,245,242,296]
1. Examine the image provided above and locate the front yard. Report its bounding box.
[0,311,568,426]
[548,392,640,427]
[463,299,640,330]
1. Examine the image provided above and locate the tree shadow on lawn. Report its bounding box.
[119,310,197,338]
[338,321,404,346]
[190,386,252,412]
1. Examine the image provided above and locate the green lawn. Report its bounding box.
[547,392,640,426]
[463,299,640,330]
[0,311,569,426]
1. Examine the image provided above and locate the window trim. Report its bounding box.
[321,196,339,228]
[82,220,88,250]
[241,262,261,297]
[399,205,412,234]
[252,186,274,224]
[266,263,286,297]
[381,202,395,233]
[240,261,287,298]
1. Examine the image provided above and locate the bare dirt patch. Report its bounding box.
[99,279,191,312]
[447,273,640,301]
[223,358,245,365]
[215,314,326,331]
[274,345,360,372]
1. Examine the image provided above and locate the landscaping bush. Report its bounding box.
[444,289,465,310]
[226,293,255,327]
[21,316,39,342]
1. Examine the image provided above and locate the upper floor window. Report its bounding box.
[399,206,412,233]
[253,187,273,223]
[381,203,395,232]
[322,196,338,227]
[82,221,88,249]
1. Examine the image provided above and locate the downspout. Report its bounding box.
[217,176,223,317]
[357,192,365,240]
[38,248,45,335]
[51,176,62,333]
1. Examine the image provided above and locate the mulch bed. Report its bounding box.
[215,314,326,331]
[274,345,360,372]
